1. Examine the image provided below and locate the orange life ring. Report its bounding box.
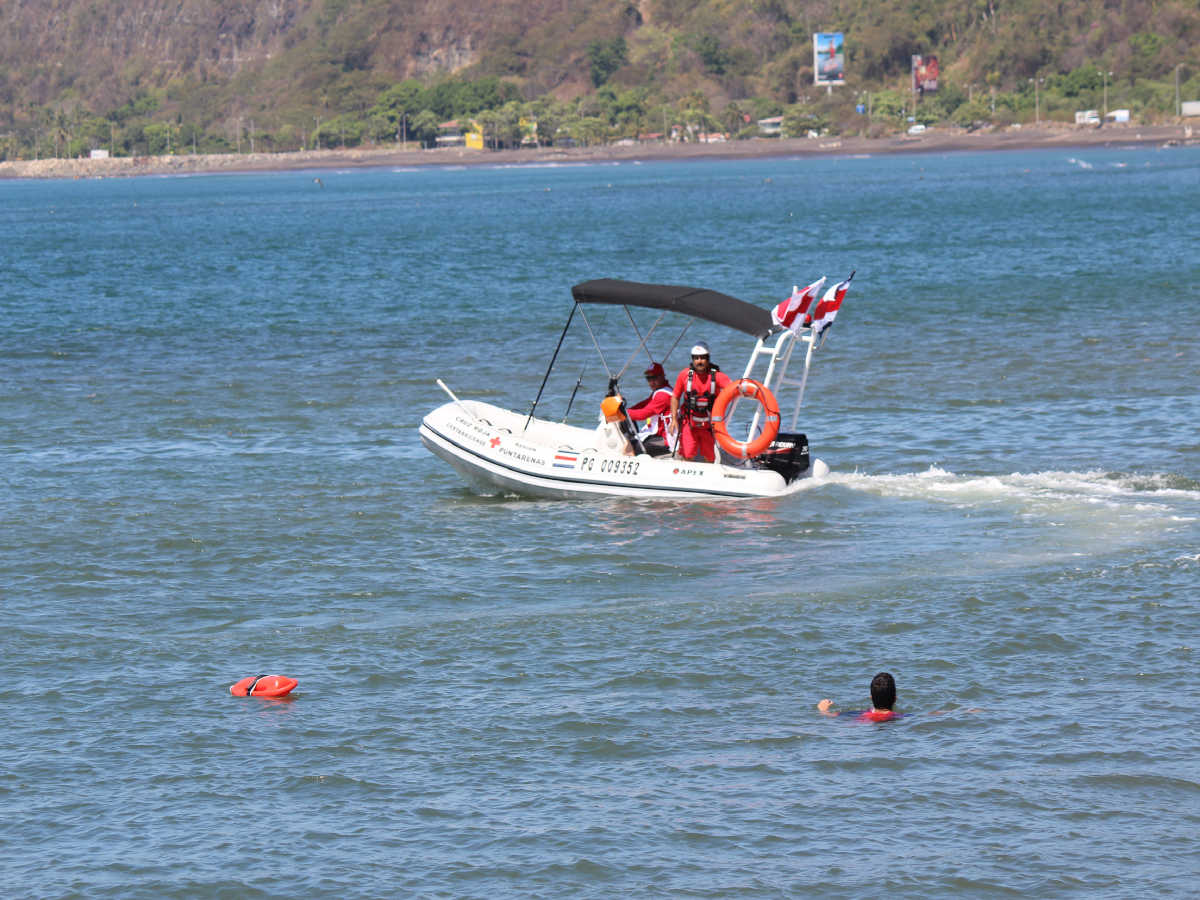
[711,379,780,459]
[230,675,298,698]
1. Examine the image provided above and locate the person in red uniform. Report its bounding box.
[670,342,731,462]
[625,362,674,455]
[817,672,901,722]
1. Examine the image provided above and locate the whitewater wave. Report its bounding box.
[825,466,1199,523]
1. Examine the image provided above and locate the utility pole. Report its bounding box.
[1103,70,1112,116]
[910,62,917,121]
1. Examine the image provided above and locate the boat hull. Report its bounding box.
[420,400,825,500]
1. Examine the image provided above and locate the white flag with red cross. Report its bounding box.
[810,271,854,337]
[770,277,825,333]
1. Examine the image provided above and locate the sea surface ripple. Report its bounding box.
[2,146,1198,897]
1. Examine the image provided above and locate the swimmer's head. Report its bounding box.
[870,672,896,710]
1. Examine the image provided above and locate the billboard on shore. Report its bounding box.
[813,33,845,85]
[912,55,939,95]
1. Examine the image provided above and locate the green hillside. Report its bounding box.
[1,0,1197,159]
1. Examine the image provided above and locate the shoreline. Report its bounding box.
[1,122,1194,180]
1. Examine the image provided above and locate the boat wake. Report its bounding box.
[827,465,1198,529]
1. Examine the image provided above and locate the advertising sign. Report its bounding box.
[813,33,845,85]
[912,54,940,95]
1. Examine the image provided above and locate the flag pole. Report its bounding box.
[792,271,852,428]
[791,328,818,431]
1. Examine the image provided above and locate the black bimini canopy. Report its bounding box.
[571,278,774,338]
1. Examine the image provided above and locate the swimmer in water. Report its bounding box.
[817,672,900,722]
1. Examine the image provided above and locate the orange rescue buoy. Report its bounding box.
[711,378,780,459]
[230,675,298,698]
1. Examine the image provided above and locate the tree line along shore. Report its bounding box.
[6,67,1197,165]
[3,0,1196,172]
[1,122,1194,181]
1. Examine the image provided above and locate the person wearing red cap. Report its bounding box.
[625,362,674,456]
[670,342,731,462]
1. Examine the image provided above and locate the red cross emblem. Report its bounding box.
[489,436,501,448]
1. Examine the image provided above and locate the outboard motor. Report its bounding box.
[753,432,810,483]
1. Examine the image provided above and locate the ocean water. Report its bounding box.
[2,146,1198,897]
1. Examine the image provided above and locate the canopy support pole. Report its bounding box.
[617,307,667,379]
[526,303,576,432]
[577,306,612,378]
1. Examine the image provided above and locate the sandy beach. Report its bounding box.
[1,121,1194,180]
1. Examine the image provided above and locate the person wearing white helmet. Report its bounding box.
[669,341,731,462]
[625,361,674,456]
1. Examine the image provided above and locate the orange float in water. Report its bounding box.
[230,675,298,698]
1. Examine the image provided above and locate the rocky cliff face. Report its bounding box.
[0,0,569,113]
[2,0,1195,136]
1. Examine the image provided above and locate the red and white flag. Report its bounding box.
[810,271,854,336]
[771,277,825,333]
